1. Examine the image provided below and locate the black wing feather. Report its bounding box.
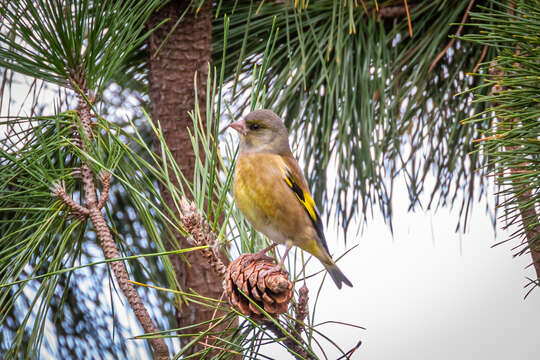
[284,171,330,255]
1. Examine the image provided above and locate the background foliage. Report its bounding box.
[1,0,538,358]
[461,0,540,292]
[213,0,497,231]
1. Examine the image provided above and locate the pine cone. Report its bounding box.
[225,254,293,318]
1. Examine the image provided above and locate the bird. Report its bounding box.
[228,109,352,289]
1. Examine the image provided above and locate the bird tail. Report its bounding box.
[324,262,353,289]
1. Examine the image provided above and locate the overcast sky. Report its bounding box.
[263,192,540,359]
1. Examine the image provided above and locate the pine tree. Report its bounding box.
[1,0,538,358]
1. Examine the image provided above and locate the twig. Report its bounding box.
[472,44,488,73]
[263,284,311,360]
[375,4,418,20]
[403,0,413,37]
[489,59,540,282]
[377,6,406,18]
[176,198,230,354]
[52,92,170,360]
[429,0,475,72]
[264,321,312,360]
[178,198,227,276]
[51,180,89,219]
[294,284,309,335]
[97,170,111,210]
[336,340,362,360]
[175,200,314,356]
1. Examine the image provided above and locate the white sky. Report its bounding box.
[264,195,540,359]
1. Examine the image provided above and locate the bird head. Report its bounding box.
[228,109,291,154]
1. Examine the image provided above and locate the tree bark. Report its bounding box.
[146,0,230,355]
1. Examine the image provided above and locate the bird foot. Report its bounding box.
[249,251,274,262]
[248,243,278,262]
[241,252,272,269]
[260,264,285,278]
[239,244,278,269]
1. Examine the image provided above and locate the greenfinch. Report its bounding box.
[229,109,352,289]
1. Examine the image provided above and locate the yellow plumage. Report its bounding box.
[229,109,352,289]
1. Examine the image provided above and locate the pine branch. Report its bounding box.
[96,170,111,210]
[262,284,311,360]
[52,92,170,360]
[489,63,540,280]
[177,197,316,357]
[429,0,475,72]
[262,286,311,360]
[294,284,309,336]
[178,198,227,277]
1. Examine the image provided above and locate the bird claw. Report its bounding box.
[260,264,284,279]
[248,243,278,261]
[246,251,274,263]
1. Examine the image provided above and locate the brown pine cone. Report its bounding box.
[224,253,294,318]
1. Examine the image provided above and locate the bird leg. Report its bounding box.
[248,243,278,262]
[276,242,292,270]
[263,242,292,276]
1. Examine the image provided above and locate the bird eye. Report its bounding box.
[249,123,260,130]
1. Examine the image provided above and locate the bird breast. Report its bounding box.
[233,153,310,244]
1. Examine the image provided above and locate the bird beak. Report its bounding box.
[228,119,247,136]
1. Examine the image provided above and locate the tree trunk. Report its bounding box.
[147,1,229,354]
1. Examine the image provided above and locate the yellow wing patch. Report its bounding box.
[283,169,329,254]
[283,175,317,221]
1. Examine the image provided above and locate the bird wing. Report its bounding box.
[281,155,330,255]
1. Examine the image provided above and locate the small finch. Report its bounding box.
[229,109,352,289]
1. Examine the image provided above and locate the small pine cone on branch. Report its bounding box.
[225,254,293,318]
